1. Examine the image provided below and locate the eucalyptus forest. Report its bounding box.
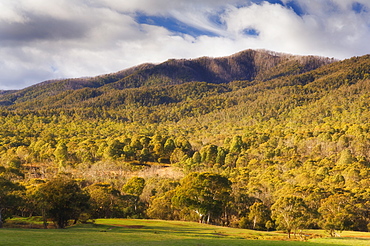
[1,50,370,238]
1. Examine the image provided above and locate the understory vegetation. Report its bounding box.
[1,50,370,238]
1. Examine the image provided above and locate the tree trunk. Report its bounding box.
[57,216,65,229]
[223,209,229,226]
[42,209,48,229]
[195,210,204,223]
[0,208,3,228]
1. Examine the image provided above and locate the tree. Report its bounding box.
[120,177,147,217]
[0,174,23,228]
[192,151,202,164]
[175,136,192,153]
[130,136,143,151]
[229,188,258,227]
[53,142,68,164]
[104,139,124,160]
[248,202,271,230]
[215,147,227,165]
[76,140,98,163]
[172,172,231,224]
[152,142,164,161]
[122,177,146,196]
[37,176,90,228]
[147,190,177,220]
[170,148,187,164]
[87,183,122,218]
[271,196,309,238]
[224,153,237,168]
[139,148,151,163]
[164,138,176,156]
[229,135,243,153]
[123,145,135,161]
[336,149,355,168]
[201,145,218,166]
[318,193,356,237]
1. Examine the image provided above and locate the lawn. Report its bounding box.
[0,219,369,246]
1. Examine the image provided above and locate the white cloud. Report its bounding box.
[95,0,243,14]
[222,1,370,58]
[1,0,370,90]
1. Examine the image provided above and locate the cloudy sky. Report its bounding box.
[1,0,370,90]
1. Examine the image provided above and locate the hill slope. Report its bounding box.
[1,50,370,233]
[0,49,333,108]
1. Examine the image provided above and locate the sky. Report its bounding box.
[1,0,370,90]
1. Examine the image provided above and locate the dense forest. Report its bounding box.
[1,49,370,237]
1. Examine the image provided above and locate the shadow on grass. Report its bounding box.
[92,223,352,246]
[331,237,370,241]
[102,238,352,246]
[94,223,228,237]
[0,224,357,246]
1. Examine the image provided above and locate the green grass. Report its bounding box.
[3,216,45,228]
[1,219,369,246]
[309,230,370,246]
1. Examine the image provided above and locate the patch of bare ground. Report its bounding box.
[136,165,184,179]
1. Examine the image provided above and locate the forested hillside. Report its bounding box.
[1,50,370,236]
[0,49,333,108]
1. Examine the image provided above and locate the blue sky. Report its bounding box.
[1,0,370,90]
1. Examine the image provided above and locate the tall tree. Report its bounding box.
[87,183,122,218]
[248,202,271,230]
[271,196,309,238]
[318,193,356,237]
[172,172,231,224]
[0,174,23,228]
[37,176,90,228]
[53,142,68,165]
[147,190,177,220]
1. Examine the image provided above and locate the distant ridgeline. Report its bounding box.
[1,50,370,234]
[0,49,335,109]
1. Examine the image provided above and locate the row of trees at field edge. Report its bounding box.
[1,169,369,238]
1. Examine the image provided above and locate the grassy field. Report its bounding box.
[1,219,369,246]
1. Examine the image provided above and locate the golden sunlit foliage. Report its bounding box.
[1,50,370,234]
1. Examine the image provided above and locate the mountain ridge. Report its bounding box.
[0,49,335,108]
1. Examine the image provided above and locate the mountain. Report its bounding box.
[2,49,370,232]
[0,49,334,108]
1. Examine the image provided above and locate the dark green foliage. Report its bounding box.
[87,183,122,219]
[36,177,90,228]
[0,172,23,228]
